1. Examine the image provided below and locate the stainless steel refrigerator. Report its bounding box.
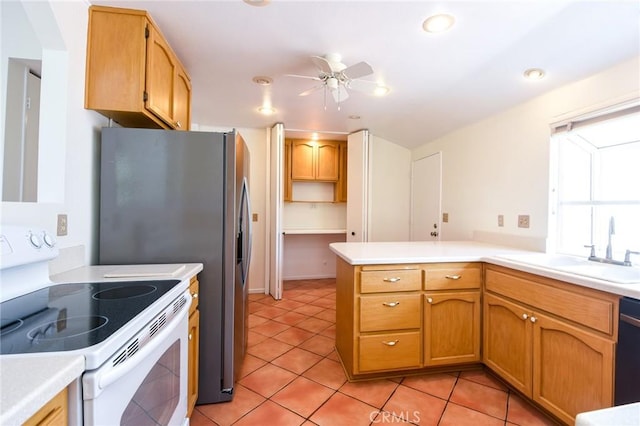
[99,127,251,404]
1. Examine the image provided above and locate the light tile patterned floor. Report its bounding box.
[190,279,559,426]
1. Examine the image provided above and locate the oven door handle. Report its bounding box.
[97,301,189,391]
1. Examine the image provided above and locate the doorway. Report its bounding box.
[411,152,442,241]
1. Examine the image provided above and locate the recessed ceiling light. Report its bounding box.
[243,0,270,6]
[524,68,545,80]
[374,85,390,96]
[258,106,275,115]
[423,14,455,33]
[252,76,273,86]
[348,115,361,120]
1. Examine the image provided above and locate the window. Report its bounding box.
[551,104,640,263]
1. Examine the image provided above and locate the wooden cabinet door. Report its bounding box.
[85,7,147,112]
[335,141,348,202]
[291,140,315,180]
[24,387,67,426]
[483,293,533,396]
[532,313,614,425]
[424,291,480,366]
[283,139,292,201]
[145,23,175,126]
[316,141,339,181]
[173,65,191,130]
[187,309,200,417]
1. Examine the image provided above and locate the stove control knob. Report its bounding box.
[28,232,43,249]
[43,233,56,248]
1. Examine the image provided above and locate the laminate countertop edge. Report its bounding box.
[0,354,85,425]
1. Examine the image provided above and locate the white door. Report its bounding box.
[346,130,370,242]
[269,123,284,299]
[411,152,442,241]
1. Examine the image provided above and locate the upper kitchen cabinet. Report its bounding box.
[84,6,191,130]
[291,139,339,181]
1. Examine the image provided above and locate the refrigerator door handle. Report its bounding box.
[240,177,252,284]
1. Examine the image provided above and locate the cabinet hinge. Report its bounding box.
[145,26,149,39]
[143,91,148,102]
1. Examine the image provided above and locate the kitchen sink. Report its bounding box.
[495,253,640,284]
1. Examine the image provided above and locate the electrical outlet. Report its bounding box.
[498,215,504,227]
[442,212,449,223]
[518,214,530,228]
[57,214,68,236]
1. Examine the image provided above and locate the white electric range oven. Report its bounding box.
[0,226,193,426]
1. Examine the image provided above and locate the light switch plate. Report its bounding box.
[518,214,530,228]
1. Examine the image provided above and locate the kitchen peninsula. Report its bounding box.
[330,240,640,425]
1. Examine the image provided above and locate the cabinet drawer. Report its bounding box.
[424,263,481,290]
[485,267,616,336]
[360,294,421,332]
[358,331,421,372]
[360,269,422,293]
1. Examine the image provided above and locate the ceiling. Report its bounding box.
[89,0,640,148]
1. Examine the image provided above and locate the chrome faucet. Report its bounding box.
[605,216,615,260]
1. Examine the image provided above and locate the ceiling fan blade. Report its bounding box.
[299,85,324,97]
[331,86,349,103]
[285,74,322,81]
[310,55,333,74]
[342,61,373,80]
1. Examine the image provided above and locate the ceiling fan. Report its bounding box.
[286,53,375,108]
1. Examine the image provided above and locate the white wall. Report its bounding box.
[369,135,412,241]
[2,0,109,267]
[412,57,640,250]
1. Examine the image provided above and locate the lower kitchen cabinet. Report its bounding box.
[335,259,482,379]
[424,290,481,366]
[23,387,67,426]
[187,276,200,418]
[484,265,617,425]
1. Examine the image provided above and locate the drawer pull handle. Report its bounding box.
[427,297,433,304]
[445,275,461,280]
[382,301,400,307]
[382,340,399,346]
[522,313,529,320]
[383,277,401,283]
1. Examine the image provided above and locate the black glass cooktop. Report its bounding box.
[0,280,180,355]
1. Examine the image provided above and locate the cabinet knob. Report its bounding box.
[445,275,461,280]
[188,333,192,340]
[427,297,433,304]
[522,313,529,320]
[383,277,401,283]
[382,340,399,347]
[175,121,182,128]
[351,231,356,236]
[382,301,400,307]
[530,316,537,323]
[192,292,198,299]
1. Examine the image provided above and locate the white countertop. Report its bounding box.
[575,402,640,426]
[0,354,84,425]
[1,263,203,425]
[329,241,640,299]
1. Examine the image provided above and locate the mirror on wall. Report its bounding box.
[1,0,68,203]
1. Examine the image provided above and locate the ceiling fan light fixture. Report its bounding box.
[423,14,455,33]
[252,76,273,86]
[374,85,390,96]
[243,0,270,7]
[327,77,339,90]
[257,105,275,115]
[524,68,545,80]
